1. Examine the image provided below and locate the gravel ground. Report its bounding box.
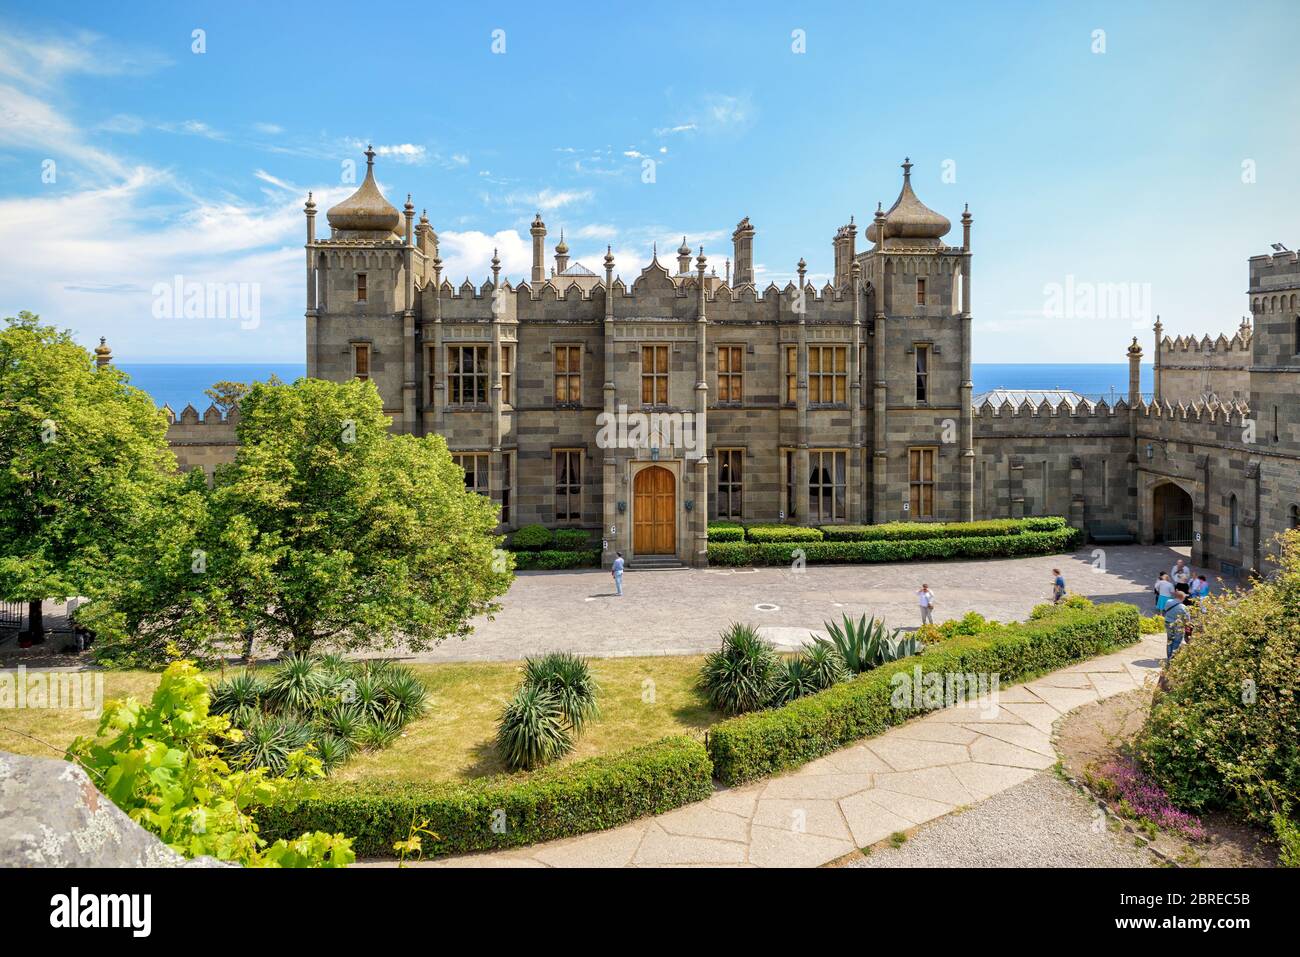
[845,772,1158,868]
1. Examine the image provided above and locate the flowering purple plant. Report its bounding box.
[1100,756,1207,841]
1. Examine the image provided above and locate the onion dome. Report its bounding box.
[865,158,951,244]
[93,337,112,367]
[326,146,402,234]
[555,230,569,255]
[677,236,691,257]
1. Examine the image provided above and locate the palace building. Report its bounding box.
[159,148,1300,576]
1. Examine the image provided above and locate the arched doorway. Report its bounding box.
[1152,482,1194,545]
[633,466,676,555]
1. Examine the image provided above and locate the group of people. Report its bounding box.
[916,567,1067,627]
[1154,558,1210,661]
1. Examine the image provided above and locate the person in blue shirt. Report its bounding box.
[1163,591,1191,661]
[612,552,625,596]
[1051,568,1066,603]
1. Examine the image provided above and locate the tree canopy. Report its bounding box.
[0,312,175,635]
[90,375,513,662]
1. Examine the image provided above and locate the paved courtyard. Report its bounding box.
[397,632,1164,867]
[406,544,1193,662]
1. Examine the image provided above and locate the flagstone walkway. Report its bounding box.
[410,633,1164,868]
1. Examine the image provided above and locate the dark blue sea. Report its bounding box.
[117,362,1155,412]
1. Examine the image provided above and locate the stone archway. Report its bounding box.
[1152,481,1194,545]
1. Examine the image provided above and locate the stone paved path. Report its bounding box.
[396,544,1193,662]
[404,633,1164,868]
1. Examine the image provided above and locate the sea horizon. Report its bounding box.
[117,361,1157,413]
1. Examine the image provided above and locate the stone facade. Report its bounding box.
[159,149,1300,577]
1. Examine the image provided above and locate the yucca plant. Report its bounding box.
[698,622,779,715]
[348,672,389,720]
[312,733,353,772]
[522,652,599,732]
[226,713,314,775]
[318,702,366,747]
[264,653,330,715]
[355,712,404,751]
[210,671,266,715]
[377,669,431,725]
[496,685,573,771]
[803,641,850,690]
[771,654,819,705]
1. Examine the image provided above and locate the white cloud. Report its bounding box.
[495,187,594,212]
[253,122,283,135]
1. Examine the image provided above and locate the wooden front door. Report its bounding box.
[633,466,676,555]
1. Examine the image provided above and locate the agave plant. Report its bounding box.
[813,614,910,674]
[878,631,921,663]
[210,671,266,715]
[496,685,573,771]
[771,654,820,705]
[522,652,599,732]
[698,622,780,715]
[803,642,850,690]
[264,653,330,715]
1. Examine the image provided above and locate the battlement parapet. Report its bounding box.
[161,403,239,440]
[1159,329,1251,357]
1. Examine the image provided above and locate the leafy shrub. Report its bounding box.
[707,602,1140,784]
[313,734,353,772]
[550,528,592,551]
[68,660,354,867]
[744,523,824,543]
[227,713,315,775]
[355,712,404,751]
[819,516,1068,542]
[707,522,745,542]
[707,528,1080,566]
[771,654,819,705]
[698,623,780,715]
[510,524,554,551]
[256,735,713,858]
[917,610,1000,645]
[1030,594,1093,620]
[378,669,431,725]
[523,652,600,732]
[512,548,601,570]
[1137,531,1300,854]
[496,685,574,771]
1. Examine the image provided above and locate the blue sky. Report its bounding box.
[1,0,1297,362]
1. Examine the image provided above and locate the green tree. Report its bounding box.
[0,312,175,641]
[94,376,513,660]
[204,374,282,416]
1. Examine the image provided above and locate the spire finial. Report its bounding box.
[901,157,912,179]
[365,144,376,166]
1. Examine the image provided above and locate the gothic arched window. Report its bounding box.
[1229,494,1240,548]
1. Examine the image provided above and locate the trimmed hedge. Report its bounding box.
[707,521,745,542]
[512,548,601,570]
[550,528,593,551]
[819,516,1068,543]
[509,524,553,551]
[744,523,825,543]
[255,735,713,858]
[707,527,1080,566]
[706,601,1140,785]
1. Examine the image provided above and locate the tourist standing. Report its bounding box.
[1154,573,1176,611]
[612,552,625,596]
[1163,591,1191,661]
[917,584,935,625]
[1191,574,1210,599]
[1051,568,1066,603]
[1171,559,1192,588]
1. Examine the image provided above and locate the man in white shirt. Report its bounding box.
[1170,559,1191,587]
[917,584,935,625]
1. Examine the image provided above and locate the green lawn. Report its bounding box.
[0,656,717,785]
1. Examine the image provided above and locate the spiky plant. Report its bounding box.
[803,641,850,690]
[813,614,909,674]
[348,672,388,720]
[210,671,266,715]
[226,713,314,775]
[313,733,353,772]
[878,631,921,664]
[264,653,330,715]
[318,703,366,747]
[495,685,573,771]
[522,652,599,732]
[377,669,431,725]
[316,653,351,676]
[697,622,780,715]
[355,712,404,751]
[771,654,820,705]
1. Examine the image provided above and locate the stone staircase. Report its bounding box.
[626,554,687,571]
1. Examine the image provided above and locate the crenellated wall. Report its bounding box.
[1156,326,1252,404]
[162,403,238,477]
